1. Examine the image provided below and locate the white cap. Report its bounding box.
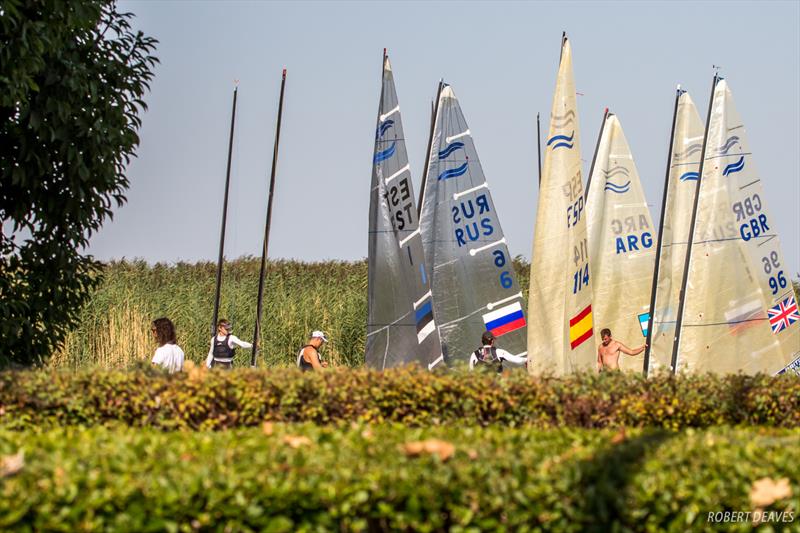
[311,330,328,342]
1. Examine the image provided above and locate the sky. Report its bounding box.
[90,0,800,276]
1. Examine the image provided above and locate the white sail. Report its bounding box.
[585,112,655,372]
[366,54,443,370]
[646,89,704,374]
[528,35,596,375]
[675,77,800,374]
[418,83,527,365]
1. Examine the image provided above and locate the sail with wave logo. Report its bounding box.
[418,82,527,366]
[585,111,655,372]
[673,75,799,374]
[366,51,443,369]
[528,34,596,375]
[644,88,704,374]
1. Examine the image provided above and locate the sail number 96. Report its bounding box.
[762,252,786,295]
[494,250,514,289]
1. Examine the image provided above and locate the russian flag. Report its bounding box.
[482,302,526,337]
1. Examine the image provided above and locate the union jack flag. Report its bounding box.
[767,295,800,334]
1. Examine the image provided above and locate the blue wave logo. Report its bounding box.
[376,119,394,139]
[438,141,464,160]
[715,135,740,155]
[679,171,699,182]
[547,130,574,150]
[437,162,468,181]
[723,156,745,176]
[604,181,631,194]
[673,143,702,161]
[602,166,630,179]
[374,142,396,163]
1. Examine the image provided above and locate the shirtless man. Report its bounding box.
[597,328,645,372]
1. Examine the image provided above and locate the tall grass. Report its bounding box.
[50,258,531,369]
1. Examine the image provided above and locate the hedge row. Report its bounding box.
[1,368,799,429]
[0,425,797,531]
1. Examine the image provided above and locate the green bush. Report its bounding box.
[0,424,796,531]
[1,368,798,430]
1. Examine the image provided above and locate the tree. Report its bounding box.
[0,0,158,366]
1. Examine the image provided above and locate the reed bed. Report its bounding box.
[51,258,531,369]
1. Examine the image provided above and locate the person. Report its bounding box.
[597,327,646,372]
[469,331,527,373]
[297,331,329,371]
[150,317,185,373]
[205,319,252,369]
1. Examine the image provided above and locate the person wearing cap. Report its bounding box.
[205,319,253,369]
[469,331,527,373]
[297,331,329,371]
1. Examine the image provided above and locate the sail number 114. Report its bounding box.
[573,264,589,295]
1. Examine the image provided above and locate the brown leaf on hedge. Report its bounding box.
[262,421,274,435]
[611,428,627,444]
[749,477,792,508]
[0,451,24,478]
[402,439,455,461]
[283,435,312,448]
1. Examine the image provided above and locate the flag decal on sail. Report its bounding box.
[638,312,650,337]
[767,296,799,334]
[569,305,593,349]
[724,299,763,335]
[414,299,436,343]
[482,302,526,337]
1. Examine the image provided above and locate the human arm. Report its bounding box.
[496,349,526,366]
[619,342,646,356]
[469,352,477,370]
[229,335,253,350]
[597,346,603,372]
[151,347,162,367]
[205,337,214,368]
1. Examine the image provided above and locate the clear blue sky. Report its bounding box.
[91,0,800,276]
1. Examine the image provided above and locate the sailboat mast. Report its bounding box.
[418,80,444,215]
[643,87,681,375]
[536,112,542,185]
[211,84,239,337]
[670,74,719,373]
[584,108,609,198]
[251,69,287,367]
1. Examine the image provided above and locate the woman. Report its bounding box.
[205,319,252,369]
[151,317,185,373]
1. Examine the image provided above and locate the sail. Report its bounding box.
[528,35,596,375]
[675,77,800,374]
[366,54,443,370]
[585,112,655,372]
[646,90,704,374]
[418,83,527,365]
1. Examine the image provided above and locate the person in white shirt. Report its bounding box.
[469,331,527,373]
[205,319,253,369]
[151,317,185,373]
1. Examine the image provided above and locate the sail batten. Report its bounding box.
[419,83,527,363]
[366,53,443,369]
[672,77,799,374]
[528,35,596,375]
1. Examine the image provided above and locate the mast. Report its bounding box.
[643,86,681,375]
[536,112,542,185]
[251,69,287,366]
[211,84,238,337]
[584,107,609,198]
[418,80,444,215]
[670,73,719,373]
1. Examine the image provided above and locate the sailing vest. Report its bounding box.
[212,334,235,365]
[473,346,503,374]
[297,345,322,372]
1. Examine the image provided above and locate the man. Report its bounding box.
[297,330,329,371]
[205,319,253,369]
[469,331,527,373]
[597,328,645,372]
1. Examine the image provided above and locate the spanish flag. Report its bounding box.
[569,304,593,349]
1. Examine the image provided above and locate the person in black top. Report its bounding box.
[206,319,252,369]
[297,330,328,371]
[469,331,527,373]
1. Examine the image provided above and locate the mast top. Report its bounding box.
[282,69,286,79]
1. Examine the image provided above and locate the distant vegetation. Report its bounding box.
[51,258,531,369]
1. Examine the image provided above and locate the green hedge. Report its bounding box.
[0,425,797,531]
[2,368,799,429]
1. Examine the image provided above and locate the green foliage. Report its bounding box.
[2,368,798,429]
[0,1,158,367]
[51,258,531,368]
[0,424,796,531]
